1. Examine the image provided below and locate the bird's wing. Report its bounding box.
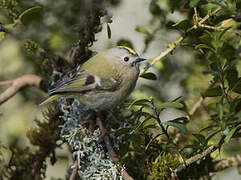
[48,70,121,95]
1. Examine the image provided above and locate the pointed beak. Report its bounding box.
[134,57,147,63]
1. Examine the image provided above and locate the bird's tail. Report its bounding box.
[37,94,61,106]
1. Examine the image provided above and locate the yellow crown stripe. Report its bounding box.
[116,46,137,56]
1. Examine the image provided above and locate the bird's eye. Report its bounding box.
[124,56,129,62]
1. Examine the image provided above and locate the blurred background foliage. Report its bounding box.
[0,0,241,179]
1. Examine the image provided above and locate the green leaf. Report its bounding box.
[203,86,222,97]
[171,96,183,102]
[217,103,223,120]
[220,42,235,60]
[206,128,221,143]
[149,0,162,16]
[218,27,232,40]
[107,23,111,39]
[224,127,238,144]
[232,78,241,94]
[226,67,238,89]
[19,6,43,25]
[189,0,201,7]
[159,102,184,109]
[142,119,157,129]
[140,72,157,80]
[164,117,187,134]
[230,98,241,113]
[202,70,219,76]
[128,99,150,109]
[145,133,163,150]
[135,26,149,35]
[172,19,190,31]
[134,115,152,131]
[193,134,206,144]
[195,44,215,53]
[114,128,133,137]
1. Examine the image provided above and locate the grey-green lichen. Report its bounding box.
[59,98,123,180]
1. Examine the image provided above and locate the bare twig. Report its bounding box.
[0,74,42,105]
[96,112,134,180]
[188,97,204,116]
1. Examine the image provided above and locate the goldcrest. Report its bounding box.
[38,46,147,111]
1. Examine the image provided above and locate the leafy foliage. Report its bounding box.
[1,0,241,179]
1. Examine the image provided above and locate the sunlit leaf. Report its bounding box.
[218,27,232,40]
[159,102,184,109]
[172,19,190,31]
[164,117,187,134]
[224,127,238,144]
[128,99,150,109]
[206,129,221,143]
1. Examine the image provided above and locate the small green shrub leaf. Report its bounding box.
[165,117,187,134]
[140,72,157,80]
[203,87,222,97]
[159,102,184,109]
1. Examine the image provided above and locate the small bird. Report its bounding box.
[38,46,147,111]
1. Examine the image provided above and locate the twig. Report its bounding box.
[212,153,241,172]
[96,112,134,180]
[150,98,169,139]
[69,160,78,180]
[0,74,42,105]
[0,23,10,33]
[175,136,224,174]
[141,7,221,75]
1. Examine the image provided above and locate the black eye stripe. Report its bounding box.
[124,56,129,62]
